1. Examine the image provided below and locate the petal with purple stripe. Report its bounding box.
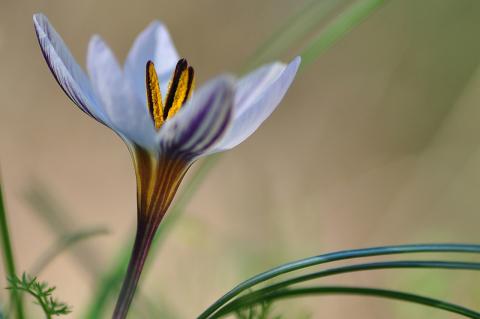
[33,13,108,124]
[157,75,235,160]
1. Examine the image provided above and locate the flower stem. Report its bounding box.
[112,221,157,319]
[0,179,25,319]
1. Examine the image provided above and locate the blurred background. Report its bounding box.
[1,0,480,317]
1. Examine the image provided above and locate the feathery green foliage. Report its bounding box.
[7,273,71,318]
[234,301,276,319]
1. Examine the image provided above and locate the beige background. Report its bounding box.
[1,0,480,318]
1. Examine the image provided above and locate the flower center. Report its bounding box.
[145,59,195,130]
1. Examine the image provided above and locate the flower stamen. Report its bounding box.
[145,61,164,129]
[164,58,195,119]
[145,59,195,130]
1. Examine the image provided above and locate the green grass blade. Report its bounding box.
[23,181,104,277]
[0,178,25,319]
[214,286,480,318]
[216,260,480,316]
[196,244,480,319]
[242,0,345,72]
[30,226,108,275]
[300,0,387,68]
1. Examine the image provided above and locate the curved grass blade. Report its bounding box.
[23,180,104,277]
[0,178,25,319]
[196,244,480,319]
[300,0,387,68]
[216,260,480,316]
[242,0,345,72]
[31,226,109,275]
[213,286,480,319]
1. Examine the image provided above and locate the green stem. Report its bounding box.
[0,180,25,319]
[112,222,157,319]
[197,243,480,319]
[216,260,480,316]
[13,287,51,319]
[31,290,51,319]
[83,155,220,319]
[214,286,480,318]
[35,297,51,319]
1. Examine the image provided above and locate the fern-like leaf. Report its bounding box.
[7,273,71,318]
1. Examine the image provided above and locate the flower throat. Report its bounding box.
[145,59,195,130]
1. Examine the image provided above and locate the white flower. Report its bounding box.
[33,12,300,220]
[34,13,301,318]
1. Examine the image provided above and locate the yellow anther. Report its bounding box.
[146,61,164,129]
[185,67,195,102]
[145,59,195,130]
[164,59,195,120]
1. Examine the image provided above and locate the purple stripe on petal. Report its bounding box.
[178,87,232,156]
[175,92,216,148]
[191,107,232,156]
[33,14,108,126]
[35,25,90,117]
[185,93,232,155]
[157,76,235,161]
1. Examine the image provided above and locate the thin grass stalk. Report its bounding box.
[215,260,480,316]
[214,286,480,319]
[0,180,25,319]
[197,244,480,319]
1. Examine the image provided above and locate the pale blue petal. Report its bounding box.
[87,35,157,149]
[234,61,288,114]
[33,13,109,124]
[124,21,179,105]
[213,57,301,151]
[157,76,235,160]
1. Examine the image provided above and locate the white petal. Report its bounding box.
[214,57,301,151]
[157,75,235,160]
[124,21,179,105]
[87,35,157,149]
[235,61,287,114]
[33,13,108,124]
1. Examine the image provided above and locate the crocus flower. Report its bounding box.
[33,13,300,319]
